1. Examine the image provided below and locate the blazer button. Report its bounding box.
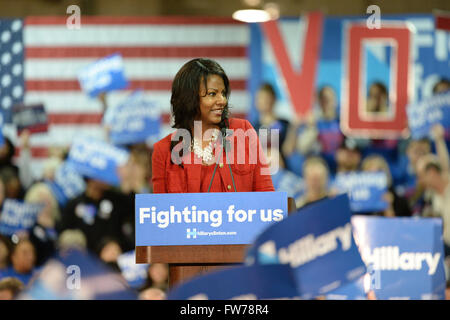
[219,163,224,168]
[227,185,231,190]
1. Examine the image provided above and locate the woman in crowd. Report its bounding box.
[361,154,412,217]
[295,156,330,209]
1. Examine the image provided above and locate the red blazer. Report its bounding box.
[152,118,274,193]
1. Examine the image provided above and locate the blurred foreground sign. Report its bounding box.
[351,215,446,300]
[246,195,366,299]
[168,264,299,300]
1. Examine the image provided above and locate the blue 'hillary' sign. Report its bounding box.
[135,192,287,246]
[325,275,367,300]
[333,171,388,213]
[67,136,129,186]
[246,195,366,299]
[0,199,44,235]
[407,91,450,139]
[104,90,161,145]
[168,264,299,300]
[351,215,446,300]
[78,53,129,98]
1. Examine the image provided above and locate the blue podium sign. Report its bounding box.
[246,195,366,299]
[135,192,287,246]
[351,215,446,300]
[168,264,299,300]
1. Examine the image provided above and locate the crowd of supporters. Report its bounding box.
[0,77,448,299]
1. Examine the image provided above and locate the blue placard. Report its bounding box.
[407,91,450,139]
[271,168,305,200]
[135,192,287,246]
[325,275,367,300]
[246,195,366,300]
[351,215,446,300]
[66,136,129,186]
[0,199,44,236]
[104,90,161,145]
[46,162,86,207]
[332,171,388,213]
[168,264,299,300]
[116,250,149,289]
[78,53,129,98]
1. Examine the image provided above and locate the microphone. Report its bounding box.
[221,127,237,192]
[207,127,237,192]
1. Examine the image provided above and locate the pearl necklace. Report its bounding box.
[192,129,219,163]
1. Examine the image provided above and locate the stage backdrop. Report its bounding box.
[0,17,250,178]
[248,14,450,133]
[0,15,448,177]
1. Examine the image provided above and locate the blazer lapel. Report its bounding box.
[182,151,202,193]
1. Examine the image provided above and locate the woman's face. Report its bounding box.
[256,89,275,114]
[11,241,36,274]
[304,164,328,194]
[318,87,336,115]
[197,74,227,127]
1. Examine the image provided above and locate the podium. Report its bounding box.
[136,197,297,289]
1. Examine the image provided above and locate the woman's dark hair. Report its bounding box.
[258,82,276,99]
[95,236,122,257]
[170,58,231,157]
[369,81,388,96]
[0,138,15,166]
[0,234,13,267]
[432,77,450,94]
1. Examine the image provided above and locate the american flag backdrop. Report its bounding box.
[0,16,250,178]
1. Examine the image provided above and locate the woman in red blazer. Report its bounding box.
[152,58,274,193]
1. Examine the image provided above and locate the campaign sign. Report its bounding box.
[12,103,48,134]
[78,53,129,98]
[46,162,86,207]
[104,90,161,145]
[168,264,299,300]
[117,250,149,289]
[20,249,137,300]
[333,171,388,213]
[246,195,366,299]
[351,215,446,300]
[325,275,367,300]
[0,199,44,236]
[135,192,287,246]
[66,136,130,186]
[271,168,305,200]
[407,91,450,139]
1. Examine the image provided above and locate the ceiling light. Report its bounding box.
[232,9,272,23]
